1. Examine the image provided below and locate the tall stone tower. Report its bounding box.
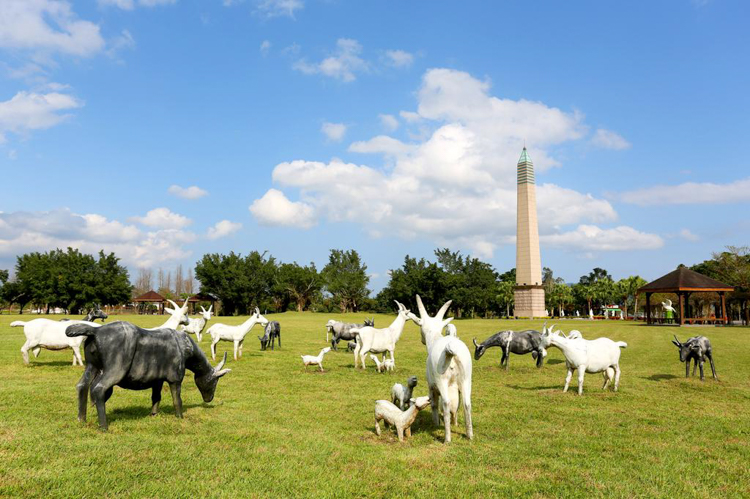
[514,147,546,318]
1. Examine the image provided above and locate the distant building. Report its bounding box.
[514,147,546,318]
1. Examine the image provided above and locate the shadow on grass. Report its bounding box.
[27,360,78,367]
[546,359,566,365]
[108,402,215,422]
[643,373,678,382]
[507,384,561,391]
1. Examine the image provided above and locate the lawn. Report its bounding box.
[0,312,748,498]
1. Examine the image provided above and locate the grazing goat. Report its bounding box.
[11,318,102,366]
[391,376,418,410]
[473,325,549,370]
[60,305,108,323]
[301,347,331,371]
[150,298,190,330]
[326,318,374,350]
[206,307,269,361]
[374,396,431,442]
[672,335,717,381]
[408,295,473,443]
[540,327,627,394]
[180,305,213,342]
[65,321,230,431]
[351,302,412,369]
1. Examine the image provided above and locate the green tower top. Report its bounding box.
[517,147,535,184]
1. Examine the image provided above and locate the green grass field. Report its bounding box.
[0,313,748,498]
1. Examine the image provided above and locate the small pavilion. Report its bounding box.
[638,267,734,325]
[132,290,166,314]
[186,293,218,314]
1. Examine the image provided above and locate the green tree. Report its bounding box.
[322,249,370,313]
[276,262,322,312]
[495,280,515,317]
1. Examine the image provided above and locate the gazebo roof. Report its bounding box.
[638,267,734,294]
[186,293,217,302]
[133,290,166,302]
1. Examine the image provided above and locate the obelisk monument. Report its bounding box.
[514,147,546,318]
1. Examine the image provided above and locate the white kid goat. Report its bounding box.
[540,327,627,395]
[351,301,412,370]
[206,307,268,361]
[301,347,331,372]
[369,354,395,373]
[11,319,102,366]
[149,298,190,330]
[408,295,473,443]
[181,305,213,342]
[374,395,431,442]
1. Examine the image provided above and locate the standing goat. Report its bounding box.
[11,318,102,366]
[301,347,331,371]
[66,321,230,431]
[391,376,418,410]
[257,321,280,351]
[540,327,627,394]
[351,303,412,369]
[374,396,431,442]
[408,295,473,443]
[180,305,213,342]
[326,318,374,350]
[473,325,549,370]
[206,307,269,361]
[671,335,717,381]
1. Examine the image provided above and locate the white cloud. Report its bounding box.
[541,225,664,252]
[679,228,699,242]
[250,68,656,257]
[384,49,414,68]
[293,38,368,82]
[321,122,347,142]
[207,220,243,240]
[249,189,316,229]
[619,178,750,206]
[399,110,422,123]
[255,0,303,18]
[260,40,272,56]
[591,128,631,150]
[379,113,399,131]
[0,90,83,142]
[98,0,177,9]
[0,0,105,57]
[168,184,208,200]
[0,208,195,268]
[130,207,192,229]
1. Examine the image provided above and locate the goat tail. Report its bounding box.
[10,321,27,327]
[616,341,628,349]
[65,323,99,338]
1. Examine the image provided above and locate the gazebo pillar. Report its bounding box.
[678,293,685,326]
[646,293,652,325]
[720,292,727,325]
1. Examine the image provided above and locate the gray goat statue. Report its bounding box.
[66,321,231,431]
[671,335,717,381]
[258,321,281,350]
[473,328,547,369]
[327,318,374,350]
[61,305,108,323]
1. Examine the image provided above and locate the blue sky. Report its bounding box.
[0,0,748,290]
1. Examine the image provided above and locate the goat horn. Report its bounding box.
[182,297,190,308]
[673,334,681,345]
[473,338,479,348]
[415,295,428,319]
[215,352,227,372]
[436,300,452,321]
[167,299,179,310]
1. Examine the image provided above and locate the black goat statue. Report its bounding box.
[61,304,108,323]
[66,321,231,431]
[327,318,374,350]
[258,321,281,351]
[672,335,717,381]
[473,329,547,370]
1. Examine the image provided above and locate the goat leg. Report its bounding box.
[75,365,96,423]
[151,382,163,415]
[577,368,586,395]
[707,353,718,380]
[686,358,690,378]
[169,382,183,418]
[563,368,573,392]
[692,357,698,376]
[699,360,705,381]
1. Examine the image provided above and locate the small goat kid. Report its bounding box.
[540,327,627,395]
[351,302,412,369]
[180,305,213,342]
[391,376,418,410]
[206,307,269,361]
[408,295,473,443]
[672,335,717,381]
[369,354,395,373]
[258,321,281,351]
[374,396,431,442]
[301,347,331,371]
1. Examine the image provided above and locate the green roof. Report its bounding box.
[518,147,533,165]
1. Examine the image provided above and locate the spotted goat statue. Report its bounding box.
[672,335,717,381]
[472,323,552,370]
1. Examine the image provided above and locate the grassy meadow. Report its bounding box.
[0,312,748,498]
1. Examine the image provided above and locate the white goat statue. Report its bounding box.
[149,298,190,330]
[369,354,395,373]
[11,318,102,366]
[206,307,269,361]
[374,395,431,442]
[408,295,473,443]
[541,327,627,395]
[180,305,213,342]
[351,301,412,369]
[301,347,331,372]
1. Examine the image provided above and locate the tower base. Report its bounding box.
[514,285,547,318]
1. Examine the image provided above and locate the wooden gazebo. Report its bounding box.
[185,293,218,314]
[132,290,166,314]
[638,267,734,325]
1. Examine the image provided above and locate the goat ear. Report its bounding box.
[415,295,428,319]
[214,368,231,378]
